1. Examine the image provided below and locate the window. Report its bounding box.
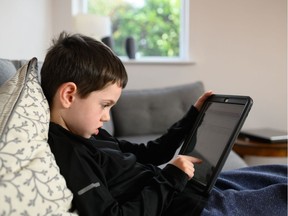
[73,0,190,62]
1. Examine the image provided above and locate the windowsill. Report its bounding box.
[120,57,195,65]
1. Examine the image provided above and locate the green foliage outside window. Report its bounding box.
[88,0,180,57]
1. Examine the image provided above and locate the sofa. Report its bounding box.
[0,58,248,215]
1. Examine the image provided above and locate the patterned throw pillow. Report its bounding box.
[0,58,77,215]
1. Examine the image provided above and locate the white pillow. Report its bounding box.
[0,58,77,215]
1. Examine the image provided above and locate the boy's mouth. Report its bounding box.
[94,125,103,135]
[94,128,99,135]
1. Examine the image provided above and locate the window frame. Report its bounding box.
[72,0,192,64]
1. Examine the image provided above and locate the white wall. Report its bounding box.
[0,0,52,60]
[0,0,287,131]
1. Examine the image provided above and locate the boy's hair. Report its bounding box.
[41,31,128,106]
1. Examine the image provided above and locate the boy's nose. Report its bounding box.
[101,111,111,122]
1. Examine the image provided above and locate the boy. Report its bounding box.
[41,32,287,216]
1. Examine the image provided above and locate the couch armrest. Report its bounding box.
[0,58,17,86]
[0,59,43,86]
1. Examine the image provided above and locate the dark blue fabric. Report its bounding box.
[201,164,287,216]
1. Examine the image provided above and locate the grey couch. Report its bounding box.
[0,58,248,171]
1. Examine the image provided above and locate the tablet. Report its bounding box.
[179,94,253,195]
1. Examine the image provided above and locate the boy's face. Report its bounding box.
[61,83,122,138]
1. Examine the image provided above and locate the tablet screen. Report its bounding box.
[183,101,245,186]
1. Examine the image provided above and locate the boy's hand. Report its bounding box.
[170,155,202,180]
[194,91,213,111]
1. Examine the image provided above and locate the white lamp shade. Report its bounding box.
[73,14,112,40]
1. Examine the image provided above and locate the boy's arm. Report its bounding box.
[118,105,199,165]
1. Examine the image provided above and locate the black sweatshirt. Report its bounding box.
[48,106,199,216]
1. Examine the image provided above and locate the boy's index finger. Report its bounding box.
[180,155,203,164]
[191,157,203,164]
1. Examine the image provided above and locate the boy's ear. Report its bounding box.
[58,82,77,108]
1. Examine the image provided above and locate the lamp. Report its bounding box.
[73,14,112,40]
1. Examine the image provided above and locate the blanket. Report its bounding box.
[201,164,287,216]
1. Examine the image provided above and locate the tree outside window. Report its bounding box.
[88,0,181,58]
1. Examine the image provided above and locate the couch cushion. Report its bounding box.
[0,58,76,215]
[112,82,205,137]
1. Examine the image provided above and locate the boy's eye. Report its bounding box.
[100,101,115,109]
[102,104,111,109]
